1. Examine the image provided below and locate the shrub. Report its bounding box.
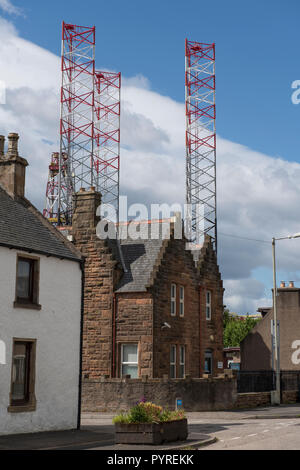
[112,401,185,424]
[112,413,130,424]
[129,404,151,423]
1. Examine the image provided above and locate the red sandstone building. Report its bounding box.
[69,188,224,382]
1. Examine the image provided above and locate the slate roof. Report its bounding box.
[0,186,82,262]
[115,237,165,292]
[108,219,177,293]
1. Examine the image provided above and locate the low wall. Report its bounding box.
[282,390,299,404]
[82,376,237,412]
[235,392,271,408]
[235,390,299,408]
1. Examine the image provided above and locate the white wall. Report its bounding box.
[0,246,82,435]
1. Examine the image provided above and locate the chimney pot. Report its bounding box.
[0,133,28,198]
[6,133,19,158]
[280,281,286,288]
[79,187,86,192]
[289,281,294,288]
[90,186,95,192]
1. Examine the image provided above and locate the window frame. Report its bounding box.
[179,345,185,378]
[16,257,34,304]
[8,338,37,413]
[170,344,176,378]
[171,283,176,316]
[120,343,139,378]
[179,286,184,317]
[205,290,211,321]
[14,254,41,310]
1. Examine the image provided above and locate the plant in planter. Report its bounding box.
[113,400,188,445]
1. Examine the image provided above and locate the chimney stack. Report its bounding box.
[0,135,5,158]
[0,133,28,198]
[72,186,101,232]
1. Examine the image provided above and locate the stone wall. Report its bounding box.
[236,390,299,408]
[198,236,224,376]
[115,293,153,377]
[81,376,237,412]
[152,237,201,378]
[235,392,271,408]
[282,390,299,403]
[72,189,120,379]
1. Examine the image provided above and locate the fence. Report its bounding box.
[237,371,275,393]
[237,370,300,395]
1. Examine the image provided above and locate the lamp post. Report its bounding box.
[271,233,300,405]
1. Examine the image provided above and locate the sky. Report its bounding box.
[1,0,300,314]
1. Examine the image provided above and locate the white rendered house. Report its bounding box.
[0,133,83,435]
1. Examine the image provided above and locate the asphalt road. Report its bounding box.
[192,417,300,450]
[82,407,300,450]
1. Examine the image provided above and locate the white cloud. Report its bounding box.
[1,16,300,313]
[223,279,271,314]
[0,0,23,16]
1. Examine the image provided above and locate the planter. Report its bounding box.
[115,418,188,445]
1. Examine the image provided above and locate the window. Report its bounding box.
[170,345,176,378]
[9,339,36,412]
[206,290,211,320]
[171,283,176,316]
[121,344,138,378]
[15,256,40,309]
[204,350,213,374]
[179,345,185,378]
[179,286,184,317]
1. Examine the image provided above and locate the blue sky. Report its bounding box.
[10,0,300,163]
[1,0,300,313]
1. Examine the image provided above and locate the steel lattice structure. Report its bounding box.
[185,39,217,251]
[43,152,72,222]
[94,71,121,224]
[44,22,96,225]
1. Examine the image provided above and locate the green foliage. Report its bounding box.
[129,404,152,423]
[112,401,186,424]
[223,309,260,347]
[112,413,130,424]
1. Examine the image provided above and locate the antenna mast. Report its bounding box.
[185,39,217,251]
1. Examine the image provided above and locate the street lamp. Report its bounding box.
[272,232,300,405]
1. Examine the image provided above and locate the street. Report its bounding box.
[0,406,299,450]
[194,417,300,450]
[82,405,300,451]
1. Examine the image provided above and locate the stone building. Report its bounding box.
[69,187,224,388]
[0,133,83,435]
[241,282,300,371]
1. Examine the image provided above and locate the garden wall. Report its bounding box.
[82,376,237,412]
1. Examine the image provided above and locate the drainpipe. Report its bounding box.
[112,293,117,378]
[199,285,201,378]
[77,258,85,430]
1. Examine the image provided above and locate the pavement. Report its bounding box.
[0,404,299,450]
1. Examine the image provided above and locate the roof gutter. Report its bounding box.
[0,241,82,263]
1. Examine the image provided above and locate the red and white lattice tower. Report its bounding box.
[185,39,217,251]
[44,22,96,225]
[94,71,121,224]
